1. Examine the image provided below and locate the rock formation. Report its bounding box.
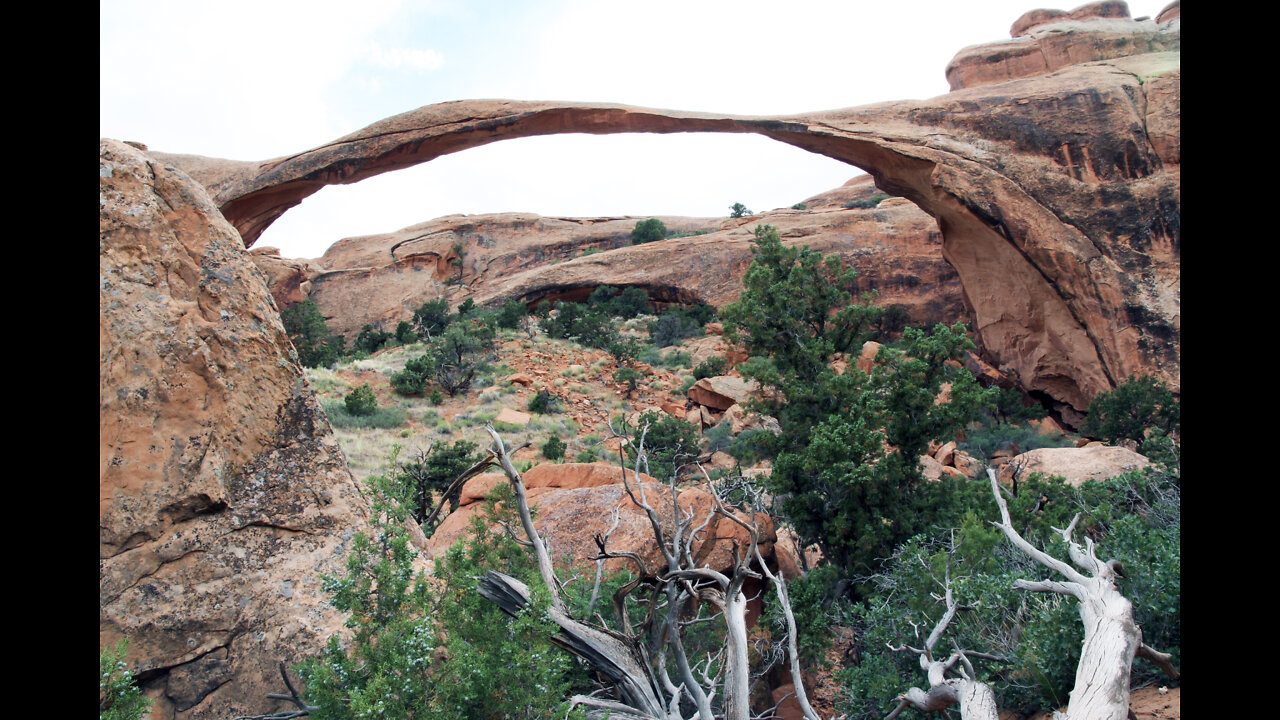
[250,174,966,342]
[100,139,373,717]
[158,4,1179,419]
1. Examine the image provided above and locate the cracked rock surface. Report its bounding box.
[100,139,372,718]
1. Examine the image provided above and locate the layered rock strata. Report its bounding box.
[100,139,372,718]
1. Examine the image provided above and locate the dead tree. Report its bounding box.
[883,532,1002,720]
[477,422,826,720]
[987,469,1179,720]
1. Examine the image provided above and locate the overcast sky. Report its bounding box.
[101,0,1169,259]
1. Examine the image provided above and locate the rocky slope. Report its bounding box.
[160,3,1179,422]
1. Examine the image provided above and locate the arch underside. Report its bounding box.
[157,58,1179,415]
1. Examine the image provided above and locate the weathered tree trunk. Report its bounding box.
[988,469,1177,720]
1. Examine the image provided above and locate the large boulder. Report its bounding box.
[688,376,759,411]
[100,139,373,718]
[1000,445,1151,487]
[431,463,785,579]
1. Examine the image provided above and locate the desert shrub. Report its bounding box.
[353,324,393,354]
[726,427,775,466]
[729,202,752,218]
[528,388,562,414]
[702,420,735,454]
[575,447,599,463]
[100,639,152,720]
[649,311,702,348]
[390,354,435,396]
[621,410,701,482]
[344,384,377,416]
[395,320,417,344]
[842,194,889,209]
[960,421,1072,462]
[496,298,527,329]
[396,440,484,526]
[791,202,808,210]
[412,298,453,339]
[613,366,642,393]
[281,299,345,368]
[1081,374,1179,443]
[541,435,566,462]
[658,350,692,369]
[692,355,729,379]
[430,388,444,406]
[297,470,585,720]
[631,218,668,244]
[323,399,408,429]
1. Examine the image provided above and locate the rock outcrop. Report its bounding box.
[250,175,966,342]
[946,1,1179,91]
[160,4,1179,419]
[100,139,373,718]
[1000,444,1151,486]
[430,463,787,580]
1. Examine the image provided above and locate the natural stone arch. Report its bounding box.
[157,52,1178,419]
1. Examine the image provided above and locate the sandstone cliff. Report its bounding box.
[100,139,374,717]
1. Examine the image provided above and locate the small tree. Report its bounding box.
[412,298,453,340]
[395,320,417,344]
[541,435,565,462]
[1081,375,1179,443]
[353,323,393,354]
[528,388,562,415]
[390,354,435,396]
[281,299,345,368]
[344,384,377,416]
[630,218,667,244]
[729,202,752,218]
[612,366,642,395]
[496,298,528,329]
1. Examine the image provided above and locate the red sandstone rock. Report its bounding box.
[689,376,758,411]
[100,140,373,719]
[431,463,780,577]
[156,7,1179,424]
[1000,445,1150,487]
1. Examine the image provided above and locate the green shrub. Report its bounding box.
[542,435,566,462]
[842,194,889,209]
[496,298,527,329]
[281,299,346,368]
[396,440,484,527]
[692,355,729,379]
[649,311,702,348]
[620,410,701,482]
[390,354,435,396]
[412,298,453,339]
[1081,375,1179,443]
[702,420,735,454]
[575,447,599,463]
[613,366,642,393]
[322,399,409,429]
[631,218,668,244]
[791,203,808,210]
[100,639,152,720]
[430,388,444,406]
[729,202,752,218]
[353,324,393,354]
[344,384,377,416]
[528,388,562,414]
[394,321,415,344]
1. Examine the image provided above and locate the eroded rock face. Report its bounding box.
[100,139,372,718]
[946,2,1179,91]
[159,6,1179,419]
[249,177,965,343]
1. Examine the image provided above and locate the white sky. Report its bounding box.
[101,0,1170,259]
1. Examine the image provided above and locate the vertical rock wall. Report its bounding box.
[100,139,371,717]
